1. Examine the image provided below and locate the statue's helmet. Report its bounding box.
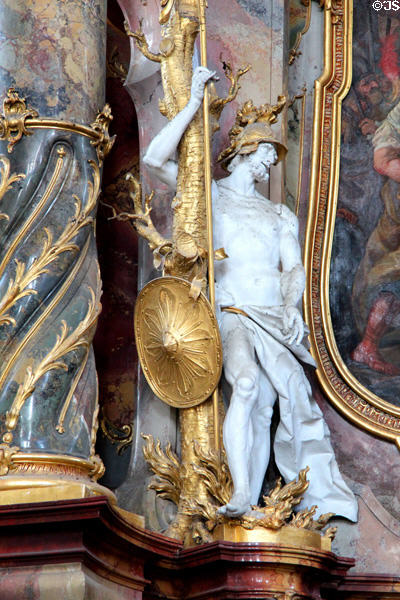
[218,96,288,169]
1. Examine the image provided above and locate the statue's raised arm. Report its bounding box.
[143,66,216,191]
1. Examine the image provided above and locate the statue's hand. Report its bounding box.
[282,305,304,346]
[190,66,218,106]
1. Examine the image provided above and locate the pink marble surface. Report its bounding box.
[0,0,106,122]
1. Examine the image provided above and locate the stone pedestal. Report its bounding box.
[2,496,394,600]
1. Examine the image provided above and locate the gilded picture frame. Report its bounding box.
[305,0,400,448]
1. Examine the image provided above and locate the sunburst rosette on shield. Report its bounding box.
[134,277,222,408]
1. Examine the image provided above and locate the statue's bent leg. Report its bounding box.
[219,314,259,517]
[249,369,276,505]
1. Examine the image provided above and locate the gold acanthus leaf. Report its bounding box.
[5,286,100,433]
[142,433,183,506]
[0,160,100,329]
[0,155,25,222]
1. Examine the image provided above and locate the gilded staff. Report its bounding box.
[198,0,220,453]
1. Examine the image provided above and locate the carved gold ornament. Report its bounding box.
[100,409,133,455]
[0,89,115,165]
[0,156,25,222]
[142,433,337,547]
[134,277,222,408]
[0,157,99,331]
[0,88,39,153]
[4,284,100,440]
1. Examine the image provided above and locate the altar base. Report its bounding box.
[0,497,399,599]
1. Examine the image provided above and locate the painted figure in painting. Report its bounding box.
[144,66,358,521]
[351,99,400,376]
[331,4,400,401]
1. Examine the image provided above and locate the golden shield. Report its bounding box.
[134,276,223,408]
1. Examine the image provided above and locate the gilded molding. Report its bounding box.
[0,451,105,484]
[0,89,115,165]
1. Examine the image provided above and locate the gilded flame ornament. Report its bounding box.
[134,277,222,408]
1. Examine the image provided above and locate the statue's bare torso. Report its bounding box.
[214,181,298,308]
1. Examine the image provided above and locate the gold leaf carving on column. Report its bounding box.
[0,158,99,329]
[5,285,100,438]
[0,156,25,221]
[0,89,38,153]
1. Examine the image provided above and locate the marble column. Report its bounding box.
[0,0,112,502]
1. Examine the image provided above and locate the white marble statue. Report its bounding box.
[143,66,358,522]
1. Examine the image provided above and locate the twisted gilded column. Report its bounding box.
[0,0,113,502]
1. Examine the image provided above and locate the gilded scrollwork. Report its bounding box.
[0,88,39,153]
[100,410,133,455]
[89,104,116,166]
[0,89,115,164]
[0,443,19,476]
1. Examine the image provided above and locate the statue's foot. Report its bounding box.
[351,343,400,376]
[217,491,251,518]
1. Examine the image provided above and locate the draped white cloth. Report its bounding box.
[219,305,358,522]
